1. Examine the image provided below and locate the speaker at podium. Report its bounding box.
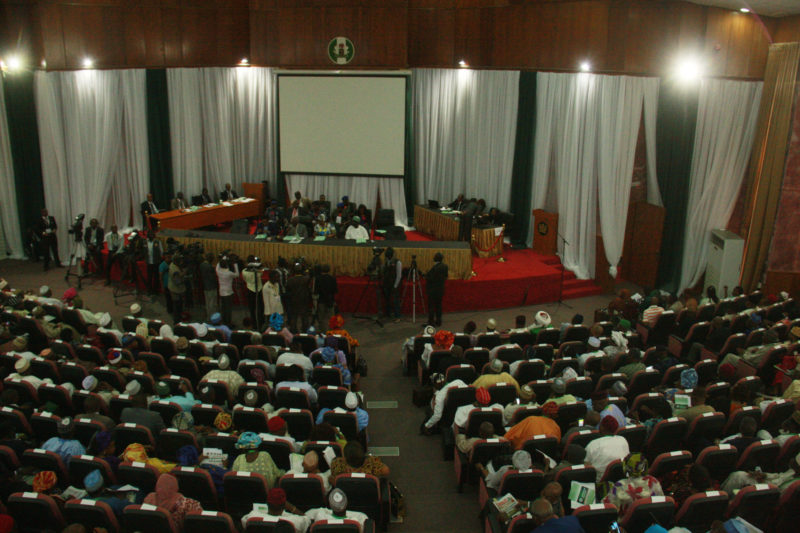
[531,210,558,255]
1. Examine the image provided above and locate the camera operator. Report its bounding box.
[286,262,312,333]
[84,218,104,274]
[382,247,402,321]
[36,208,61,271]
[118,230,145,286]
[159,251,174,314]
[426,252,449,327]
[216,253,240,325]
[199,253,217,320]
[242,256,265,330]
[315,264,337,330]
[103,225,123,285]
[144,231,163,294]
[168,253,188,323]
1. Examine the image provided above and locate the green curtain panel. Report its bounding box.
[2,71,45,238]
[655,80,699,292]
[146,69,174,208]
[404,78,416,219]
[509,71,537,244]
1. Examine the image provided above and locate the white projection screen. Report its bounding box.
[278,73,407,176]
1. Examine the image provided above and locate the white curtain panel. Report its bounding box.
[678,79,762,292]
[0,76,23,258]
[597,76,660,278]
[168,67,276,200]
[530,72,659,279]
[643,84,663,206]
[413,68,519,211]
[36,70,149,261]
[377,178,409,226]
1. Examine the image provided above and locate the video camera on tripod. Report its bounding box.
[67,214,85,242]
[366,247,384,279]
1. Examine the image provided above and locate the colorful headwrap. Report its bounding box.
[172,411,194,430]
[250,367,266,385]
[236,431,262,450]
[623,452,649,478]
[267,416,286,433]
[322,347,336,363]
[475,387,491,406]
[214,412,233,431]
[267,487,287,506]
[177,445,199,467]
[329,315,345,330]
[93,430,113,452]
[269,313,284,331]
[542,401,559,418]
[32,470,57,492]
[433,330,454,350]
[680,368,699,389]
[600,415,620,433]
[618,319,631,330]
[122,443,149,463]
[83,469,104,493]
[62,287,77,303]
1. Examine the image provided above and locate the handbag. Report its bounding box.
[389,481,406,518]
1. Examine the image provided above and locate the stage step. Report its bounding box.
[542,256,603,300]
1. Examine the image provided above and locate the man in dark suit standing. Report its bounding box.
[83,218,104,273]
[220,183,238,201]
[36,208,60,271]
[144,231,163,294]
[426,252,448,327]
[140,193,159,230]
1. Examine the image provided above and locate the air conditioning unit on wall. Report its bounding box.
[705,229,744,296]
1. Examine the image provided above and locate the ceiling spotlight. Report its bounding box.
[82,57,94,68]
[41,59,46,68]
[676,56,703,82]
[740,8,750,13]
[458,59,468,68]
[239,58,249,65]
[579,61,591,72]
[7,55,22,71]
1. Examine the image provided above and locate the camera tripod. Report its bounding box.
[112,252,145,304]
[401,256,426,324]
[353,275,384,327]
[64,237,89,289]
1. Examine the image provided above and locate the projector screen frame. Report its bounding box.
[275,70,410,179]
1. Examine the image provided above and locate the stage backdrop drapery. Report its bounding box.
[167,67,276,201]
[413,68,519,212]
[146,69,174,209]
[35,70,149,261]
[678,79,763,292]
[284,175,409,226]
[0,76,23,258]
[529,72,659,280]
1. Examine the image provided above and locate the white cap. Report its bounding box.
[82,375,98,391]
[535,311,551,327]
[195,324,209,338]
[345,392,358,410]
[588,336,601,348]
[218,354,230,370]
[487,318,497,330]
[424,325,435,336]
[125,380,142,395]
[98,313,112,327]
[129,303,141,315]
[39,285,50,296]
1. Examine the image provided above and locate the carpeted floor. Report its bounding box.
[0,257,636,532]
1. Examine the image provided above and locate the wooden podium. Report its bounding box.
[531,209,558,255]
[242,182,267,215]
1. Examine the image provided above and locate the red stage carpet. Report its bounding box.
[336,242,602,314]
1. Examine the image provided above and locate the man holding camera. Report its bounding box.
[36,208,61,271]
[242,256,265,329]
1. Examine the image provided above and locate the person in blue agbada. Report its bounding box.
[41,417,85,465]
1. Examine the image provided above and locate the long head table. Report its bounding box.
[150,198,261,230]
[413,205,503,258]
[159,229,473,279]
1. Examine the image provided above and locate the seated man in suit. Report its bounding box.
[171,192,189,210]
[140,193,159,229]
[83,218,105,273]
[449,193,466,211]
[199,187,213,204]
[220,182,238,201]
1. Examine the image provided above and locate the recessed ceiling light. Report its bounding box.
[676,55,703,82]
[740,8,750,13]
[579,61,591,72]
[7,55,22,71]
[82,57,94,68]
[458,59,468,68]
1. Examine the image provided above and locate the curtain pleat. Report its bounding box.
[509,71,537,244]
[679,79,762,292]
[0,76,23,257]
[146,69,175,209]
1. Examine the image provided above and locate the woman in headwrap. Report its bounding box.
[176,444,228,497]
[143,473,202,529]
[121,442,177,474]
[159,324,178,341]
[264,312,293,346]
[603,452,664,513]
[231,432,284,488]
[325,315,359,349]
[315,346,352,386]
[89,430,120,473]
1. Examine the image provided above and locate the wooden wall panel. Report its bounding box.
[408,7,454,66]
[0,2,43,65]
[775,15,800,43]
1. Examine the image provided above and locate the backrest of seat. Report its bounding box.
[762,399,794,435]
[615,424,647,453]
[22,448,67,479]
[322,410,360,441]
[149,400,182,427]
[8,492,66,533]
[563,429,600,453]
[158,428,198,461]
[572,503,619,533]
[726,483,780,529]
[773,480,800,533]
[114,423,155,449]
[554,465,597,511]
[198,379,233,406]
[555,401,587,433]
[184,510,238,533]
[303,441,342,472]
[204,432,238,456]
[173,466,218,510]
[317,386,348,409]
[445,364,477,384]
[0,406,33,435]
[30,410,61,441]
[64,498,121,533]
[278,473,326,511]
[117,461,160,493]
[192,403,224,426]
[333,473,381,521]
[309,519,361,533]
[465,348,490,369]
[686,411,726,442]
[736,439,780,471]
[68,454,117,486]
[487,382,517,406]
[521,435,558,461]
[648,450,692,479]
[223,471,269,517]
[280,409,315,441]
[696,444,738,482]
[465,407,503,437]
[565,376,594,399]
[514,359,545,382]
[122,504,178,533]
[233,407,270,433]
[442,385,475,425]
[776,435,800,471]
[259,438,293,471]
[620,496,676,533]
[275,387,311,410]
[245,516,297,532]
[477,333,502,349]
[674,490,728,532]
[498,469,545,502]
[646,417,687,457]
